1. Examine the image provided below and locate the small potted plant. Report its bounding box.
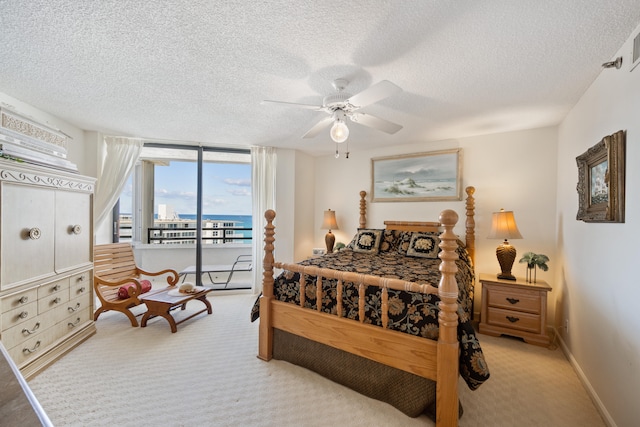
[518,252,549,283]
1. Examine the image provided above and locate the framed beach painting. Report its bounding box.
[576,130,625,223]
[371,149,463,202]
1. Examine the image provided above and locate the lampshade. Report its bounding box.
[487,209,522,240]
[321,209,339,230]
[322,209,339,254]
[487,209,522,280]
[330,119,349,143]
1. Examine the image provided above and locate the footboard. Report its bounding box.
[270,264,441,377]
[258,209,461,426]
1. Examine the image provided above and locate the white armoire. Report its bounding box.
[0,158,96,379]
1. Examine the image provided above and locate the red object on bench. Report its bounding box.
[117,279,152,300]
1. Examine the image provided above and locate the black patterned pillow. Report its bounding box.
[406,232,440,258]
[379,229,402,252]
[351,229,383,254]
[396,231,414,255]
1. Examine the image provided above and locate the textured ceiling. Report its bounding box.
[1,1,640,157]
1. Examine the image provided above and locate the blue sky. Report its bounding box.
[119,161,251,216]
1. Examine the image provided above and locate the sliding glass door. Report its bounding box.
[116,143,251,287]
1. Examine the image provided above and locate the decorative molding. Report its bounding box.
[0,162,94,193]
[0,108,69,150]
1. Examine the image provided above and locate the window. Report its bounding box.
[115,145,251,246]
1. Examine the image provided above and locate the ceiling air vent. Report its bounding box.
[631,32,640,72]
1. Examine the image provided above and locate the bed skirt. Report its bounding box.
[272,329,463,419]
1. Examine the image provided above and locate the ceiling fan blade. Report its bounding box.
[261,100,323,110]
[350,113,403,134]
[302,116,333,139]
[346,80,402,109]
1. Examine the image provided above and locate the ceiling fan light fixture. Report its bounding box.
[330,119,349,143]
[330,110,349,143]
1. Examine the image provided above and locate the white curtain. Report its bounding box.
[251,146,277,294]
[94,136,144,228]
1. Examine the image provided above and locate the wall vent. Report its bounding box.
[631,32,640,72]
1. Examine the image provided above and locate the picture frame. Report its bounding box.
[576,130,625,223]
[371,149,462,202]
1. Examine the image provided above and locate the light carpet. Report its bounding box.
[28,293,605,426]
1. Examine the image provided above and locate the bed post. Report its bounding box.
[359,190,367,229]
[465,186,476,264]
[258,209,276,361]
[437,209,460,426]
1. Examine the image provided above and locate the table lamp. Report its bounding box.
[487,208,523,280]
[321,209,339,253]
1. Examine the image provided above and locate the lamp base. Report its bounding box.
[325,231,335,254]
[496,240,517,281]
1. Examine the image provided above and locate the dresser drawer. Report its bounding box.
[69,271,91,298]
[1,301,38,331]
[38,287,70,314]
[1,310,55,348]
[59,307,91,335]
[8,326,59,366]
[0,288,38,312]
[37,277,70,299]
[486,286,541,314]
[54,293,91,324]
[486,307,541,333]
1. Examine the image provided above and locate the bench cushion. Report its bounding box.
[117,279,152,300]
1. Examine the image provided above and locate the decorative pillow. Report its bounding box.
[350,229,383,254]
[396,231,415,255]
[379,229,401,252]
[406,233,440,259]
[117,279,152,300]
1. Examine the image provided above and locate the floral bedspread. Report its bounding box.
[251,231,490,390]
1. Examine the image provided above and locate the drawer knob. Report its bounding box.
[506,297,520,304]
[52,284,61,292]
[71,224,82,235]
[22,322,41,335]
[77,286,86,293]
[18,296,29,304]
[506,316,520,323]
[18,311,29,319]
[23,341,41,354]
[52,297,61,304]
[28,227,41,240]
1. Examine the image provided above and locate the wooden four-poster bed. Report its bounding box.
[252,186,489,426]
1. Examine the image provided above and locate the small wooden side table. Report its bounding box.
[140,287,213,333]
[479,273,552,347]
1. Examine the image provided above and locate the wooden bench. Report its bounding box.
[179,254,252,288]
[94,243,179,326]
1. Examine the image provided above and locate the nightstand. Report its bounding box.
[479,273,552,347]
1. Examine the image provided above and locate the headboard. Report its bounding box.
[358,186,476,264]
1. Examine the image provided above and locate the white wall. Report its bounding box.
[556,23,640,427]
[270,148,316,264]
[314,127,559,322]
[292,151,316,261]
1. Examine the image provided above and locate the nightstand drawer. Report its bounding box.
[486,286,541,314]
[486,307,541,333]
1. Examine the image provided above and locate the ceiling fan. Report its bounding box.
[262,79,403,143]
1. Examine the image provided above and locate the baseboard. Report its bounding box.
[554,329,617,427]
